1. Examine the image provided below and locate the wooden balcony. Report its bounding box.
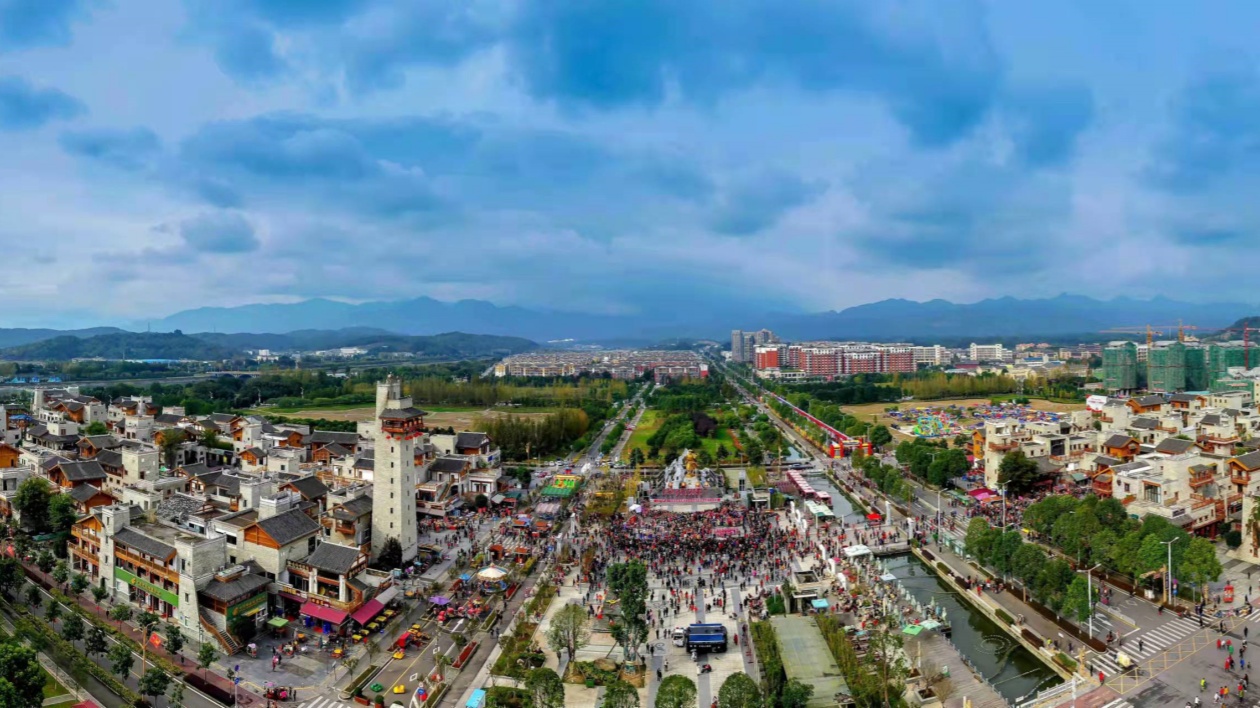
[113,548,178,584]
[71,527,98,543]
[69,544,98,565]
[1232,473,1251,488]
[1189,474,1215,488]
[989,441,1020,452]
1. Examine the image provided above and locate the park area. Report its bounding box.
[250,404,558,430]
[620,409,736,462]
[842,398,1086,443]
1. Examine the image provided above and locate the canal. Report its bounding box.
[883,553,1063,704]
[801,469,1062,703]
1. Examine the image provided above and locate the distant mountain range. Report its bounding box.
[146,293,1259,342]
[0,329,537,361]
[0,294,1254,354]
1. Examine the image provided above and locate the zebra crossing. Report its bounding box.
[1090,613,1206,676]
[295,697,360,708]
[1098,700,1135,708]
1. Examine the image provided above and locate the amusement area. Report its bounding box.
[884,402,1075,440]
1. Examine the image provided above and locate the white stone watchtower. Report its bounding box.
[371,376,426,565]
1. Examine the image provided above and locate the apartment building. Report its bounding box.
[968,343,1009,363]
[912,345,950,367]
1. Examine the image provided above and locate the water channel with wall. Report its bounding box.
[801,468,1063,705]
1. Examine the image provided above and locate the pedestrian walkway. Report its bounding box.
[295,697,358,708]
[1090,614,1203,676]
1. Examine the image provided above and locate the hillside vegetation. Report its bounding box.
[0,332,236,361]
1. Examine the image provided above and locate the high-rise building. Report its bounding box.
[1102,342,1138,392]
[913,345,949,367]
[1147,341,1186,393]
[968,343,1007,362]
[372,376,425,564]
[730,330,745,363]
[1184,344,1209,391]
[753,329,778,346]
[754,345,783,370]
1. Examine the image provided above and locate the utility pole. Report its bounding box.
[1077,563,1101,639]
[998,482,1009,530]
[1161,537,1179,608]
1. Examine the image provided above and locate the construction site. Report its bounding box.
[1101,322,1260,394]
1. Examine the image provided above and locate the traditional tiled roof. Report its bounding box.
[256,508,321,546]
[114,527,175,560]
[430,457,468,474]
[303,543,361,576]
[455,432,489,449]
[1104,434,1135,448]
[199,573,270,603]
[285,476,328,500]
[1155,438,1196,455]
[307,431,359,446]
[57,460,107,482]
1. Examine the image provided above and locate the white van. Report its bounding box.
[672,627,687,647]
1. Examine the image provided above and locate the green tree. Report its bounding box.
[1179,536,1223,601]
[779,679,815,708]
[1033,559,1075,616]
[715,444,729,463]
[655,675,697,708]
[0,558,21,597]
[84,421,110,435]
[991,530,1024,580]
[0,641,45,708]
[997,451,1040,497]
[158,429,186,470]
[545,603,590,661]
[44,597,60,623]
[91,584,109,604]
[869,424,893,449]
[168,680,186,708]
[196,643,219,680]
[164,624,186,664]
[48,494,78,535]
[13,478,51,533]
[377,537,403,569]
[85,625,109,658]
[70,572,89,595]
[138,668,170,706]
[1011,544,1048,601]
[717,672,762,708]
[1062,575,1099,628]
[34,550,54,574]
[109,604,133,628]
[23,585,41,610]
[606,561,649,661]
[525,667,565,708]
[1109,531,1146,578]
[51,559,70,588]
[927,448,970,487]
[603,680,640,708]
[108,642,134,680]
[964,518,998,562]
[63,612,86,644]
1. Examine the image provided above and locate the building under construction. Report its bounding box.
[1102,341,1138,392]
[1209,341,1251,381]
[1147,341,1186,392]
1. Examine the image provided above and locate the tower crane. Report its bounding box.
[1100,322,1200,347]
[1211,324,1260,369]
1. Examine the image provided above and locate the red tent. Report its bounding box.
[866,512,882,521]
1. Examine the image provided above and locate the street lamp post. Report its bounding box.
[1161,537,1180,608]
[998,482,1009,530]
[1077,563,1102,639]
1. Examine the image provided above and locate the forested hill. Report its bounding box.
[0,332,237,361]
[340,332,536,357]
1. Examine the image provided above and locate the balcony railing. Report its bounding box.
[1189,474,1215,488]
[69,544,98,565]
[989,441,1020,452]
[113,548,178,583]
[1232,473,1251,487]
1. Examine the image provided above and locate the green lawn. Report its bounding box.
[621,409,663,460]
[42,668,69,699]
[620,409,735,461]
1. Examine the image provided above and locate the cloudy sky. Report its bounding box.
[1,0,1258,328]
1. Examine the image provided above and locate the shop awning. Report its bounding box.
[351,599,384,626]
[811,598,830,609]
[300,602,348,625]
[267,617,290,629]
[375,584,400,606]
[1071,472,1088,482]
[491,494,505,504]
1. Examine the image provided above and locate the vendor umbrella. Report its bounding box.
[866,513,882,521]
[429,596,451,606]
[902,625,924,635]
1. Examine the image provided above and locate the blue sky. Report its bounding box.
[1,0,1258,328]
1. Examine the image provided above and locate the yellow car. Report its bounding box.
[392,684,407,694]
